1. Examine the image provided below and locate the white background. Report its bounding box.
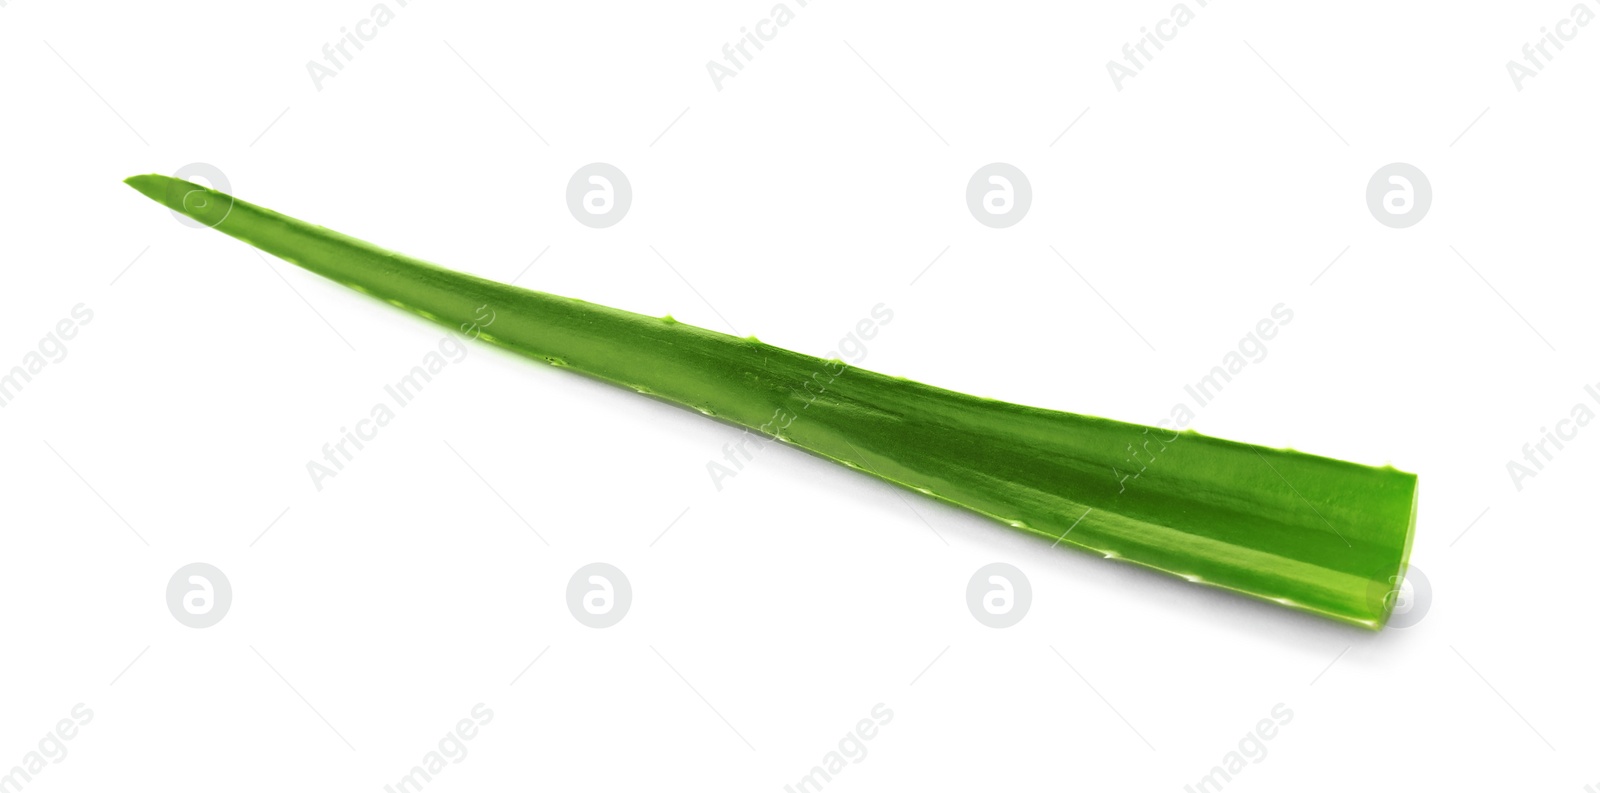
[2,1,1597,790]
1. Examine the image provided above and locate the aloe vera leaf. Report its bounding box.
[126,174,1417,629]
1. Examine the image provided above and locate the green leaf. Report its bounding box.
[127,174,1417,629]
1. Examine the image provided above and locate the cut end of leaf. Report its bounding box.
[1373,474,1421,630]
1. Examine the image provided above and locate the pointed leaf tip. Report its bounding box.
[125,174,234,227]
[124,174,175,206]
